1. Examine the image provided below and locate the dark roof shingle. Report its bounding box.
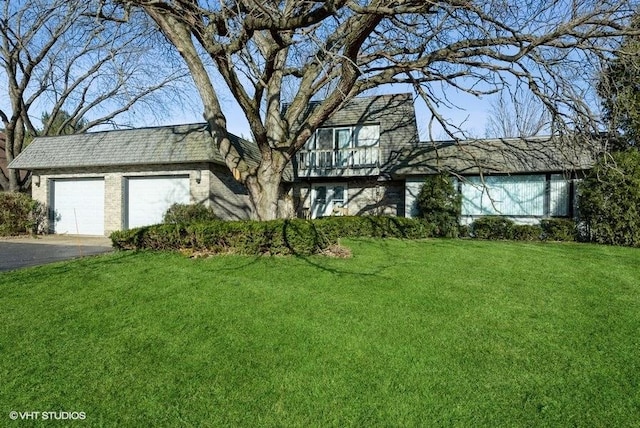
[392,135,600,175]
[9,123,257,170]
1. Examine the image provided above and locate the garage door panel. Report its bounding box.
[127,176,190,229]
[52,179,105,235]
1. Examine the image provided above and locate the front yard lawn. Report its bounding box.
[1,239,639,426]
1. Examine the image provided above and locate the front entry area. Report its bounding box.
[310,183,347,218]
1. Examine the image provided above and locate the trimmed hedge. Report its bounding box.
[540,218,576,242]
[0,192,47,236]
[163,203,218,224]
[470,216,577,242]
[470,217,517,240]
[111,215,580,256]
[110,216,436,256]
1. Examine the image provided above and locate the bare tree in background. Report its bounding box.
[485,87,550,138]
[0,0,189,191]
[108,0,634,220]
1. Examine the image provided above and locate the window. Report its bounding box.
[549,174,570,217]
[311,184,348,218]
[461,174,572,217]
[304,125,380,168]
[335,128,351,166]
[315,186,327,204]
[353,125,379,165]
[316,129,333,150]
[333,186,345,208]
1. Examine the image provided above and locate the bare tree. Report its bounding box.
[485,87,550,138]
[114,0,634,220]
[0,0,189,191]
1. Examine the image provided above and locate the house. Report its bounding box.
[288,93,597,224]
[8,93,599,236]
[398,136,597,224]
[8,124,256,235]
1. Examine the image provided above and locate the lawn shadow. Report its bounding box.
[290,238,401,278]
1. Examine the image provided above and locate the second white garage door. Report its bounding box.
[126,176,190,229]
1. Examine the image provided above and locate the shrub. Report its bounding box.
[416,173,462,237]
[540,218,576,241]
[458,224,471,238]
[163,203,218,224]
[111,216,436,256]
[512,224,542,241]
[470,216,515,240]
[578,150,640,246]
[0,192,47,236]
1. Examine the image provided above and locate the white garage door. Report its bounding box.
[126,176,190,229]
[51,178,105,235]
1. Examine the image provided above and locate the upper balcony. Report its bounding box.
[296,146,380,177]
[294,125,381,178]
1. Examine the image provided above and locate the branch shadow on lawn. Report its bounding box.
[289,238,400,278]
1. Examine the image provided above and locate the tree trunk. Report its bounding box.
[3,125,22,192]
[245,151,289,221]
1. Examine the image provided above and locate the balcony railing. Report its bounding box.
[297,146,379,172]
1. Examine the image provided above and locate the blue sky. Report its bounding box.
[154,83,493,143]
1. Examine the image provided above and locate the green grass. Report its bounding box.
[1,239,639,427]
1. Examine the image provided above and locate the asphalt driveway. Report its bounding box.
[0,235,113,272]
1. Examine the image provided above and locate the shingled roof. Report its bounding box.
[391,135,600,176]
[8,123,258,170]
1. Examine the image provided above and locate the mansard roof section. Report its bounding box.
[321,93,415,126]
[390,135,601,176]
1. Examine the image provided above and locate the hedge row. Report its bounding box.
[466,217,577,242]
[110,216,436,256]
[110,216,578,256]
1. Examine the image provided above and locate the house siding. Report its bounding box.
[293,179,404,218]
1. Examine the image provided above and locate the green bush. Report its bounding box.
[578,150,640,246]
[468,217,578,242]
[163,203,218,224]
[458,224,471,238]
[416,173,462,237]
[111,216,436,256]
[540,218,576,242]
[470,217,516,240]
[0,192,47,236]
[512,224,542,241]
